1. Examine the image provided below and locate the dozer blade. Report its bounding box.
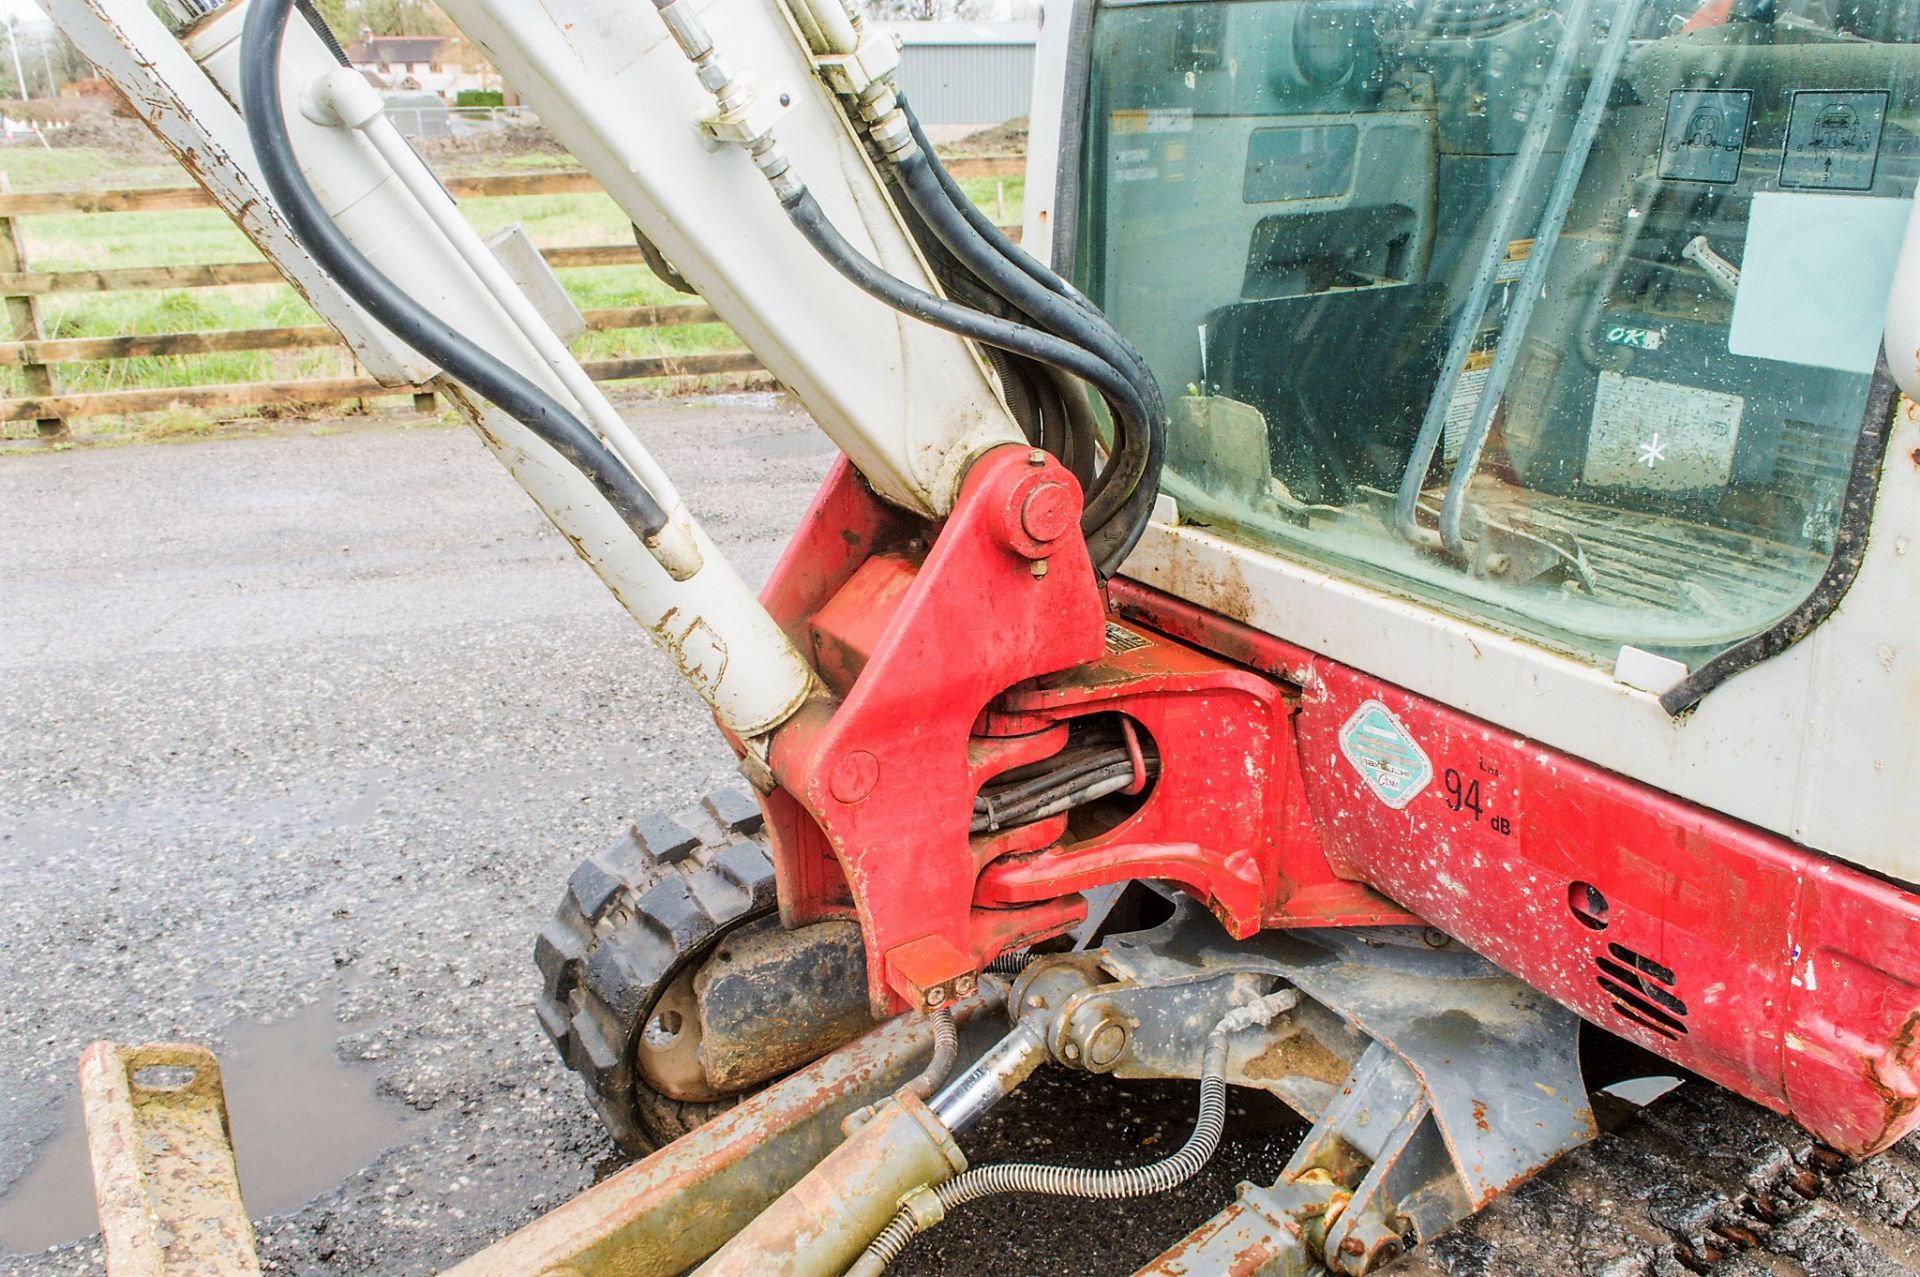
[79,1041,263,1277]
[76,991,999,1277]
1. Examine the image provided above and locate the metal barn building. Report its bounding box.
[882,23,1038,129]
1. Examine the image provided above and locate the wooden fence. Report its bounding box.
[0,158,1024,438]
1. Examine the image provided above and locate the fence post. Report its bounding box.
[0,174,62,439]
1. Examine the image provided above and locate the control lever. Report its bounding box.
[1683,235,1741,300]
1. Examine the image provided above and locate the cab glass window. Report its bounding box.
[1076,0,1919,671]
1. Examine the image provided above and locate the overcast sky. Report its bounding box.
[2,1,47,25]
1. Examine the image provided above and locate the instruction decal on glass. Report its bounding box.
[1584,372,1743,492]
[1660,90,1752,184]
[1781,91,1888,192]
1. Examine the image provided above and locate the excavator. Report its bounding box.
[50,0,1920,1272]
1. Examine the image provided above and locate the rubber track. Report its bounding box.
[534,785,776,1153]
[1387,1080,1920,1277]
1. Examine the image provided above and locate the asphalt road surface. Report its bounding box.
[0,401,1305,1276]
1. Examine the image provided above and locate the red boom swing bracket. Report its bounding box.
[753,446,1413,1016]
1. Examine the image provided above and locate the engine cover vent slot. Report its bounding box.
[1594,942,1688,1039]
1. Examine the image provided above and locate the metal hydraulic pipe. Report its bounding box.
[692,1013,1049,1275]
[856,1004,1263,1275]
[782,0,859,56]
[929,1016,1049,1134]
[1437,0,1643,555]
[1391,0,1594,544]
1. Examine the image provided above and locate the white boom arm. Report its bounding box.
[47,0,1030,740]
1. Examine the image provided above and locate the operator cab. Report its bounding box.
[1068,0,1919,679]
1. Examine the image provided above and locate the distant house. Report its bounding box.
[881,23,1037,130]
[345,31,491,99]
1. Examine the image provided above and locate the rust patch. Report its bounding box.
[1242,1030,1349,1088]
[80,1042,262,1277]
[1472,1098,1490,1132]
[1858,1009,1920,1153]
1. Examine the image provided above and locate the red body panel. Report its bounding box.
[755,459,1920,1156]
[1114,582,1920,1157]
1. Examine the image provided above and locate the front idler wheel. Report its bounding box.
[534,787,872,1151]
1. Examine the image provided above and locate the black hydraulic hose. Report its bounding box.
[892,145,1150,409]
[1099,421,1170,573]
[972,759,1157,833]
[900,95,1163,458]
[293,0,352,66]
[876,150,1092,486]
[891,148,1160,551]
[900,97,1099,320]
[238,0,670,542]
[976,746,1129,812]
[782,188,1152,577]
[889,107,1167,572]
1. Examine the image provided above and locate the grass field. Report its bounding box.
[0,143,1025,439]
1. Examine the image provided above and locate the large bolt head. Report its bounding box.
[827,749,880,804]
[1085,1021,1128,1069]
[1021,483,1077,545]
[992,448,1082,561]
[1064,1000,1131,1073]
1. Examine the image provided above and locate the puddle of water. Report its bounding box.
[0,997,406,1254]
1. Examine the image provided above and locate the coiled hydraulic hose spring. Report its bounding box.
[849,1034,1230,1275]
[985,949,1033,975]
[903,1006,959,1100]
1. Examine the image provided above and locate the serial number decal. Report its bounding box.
[1104,621,1151,655]
[1338,700,1433,811]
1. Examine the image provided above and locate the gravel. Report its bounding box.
[0,401,1301,1276]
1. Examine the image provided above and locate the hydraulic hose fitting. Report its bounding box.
[867,109,916,162]
[652,0,716,65]
[928,1016,1049,1135]
[650,0,801,202]
[853,1006,1243,1276]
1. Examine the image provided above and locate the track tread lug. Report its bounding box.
[534,998,572,1051]
[532,923,584,989]
[533,786,780,1155]
[1390,1082,1920,1277]
[567,856,626,923]
[703,787,765,835]
[582,941,661,1022]
[633,813,701,864]
[637,875,711,946]
[709,840,777,908]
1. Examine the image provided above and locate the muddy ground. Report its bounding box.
[0,400,1304,1276]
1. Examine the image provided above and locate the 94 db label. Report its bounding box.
[1442,767,1511,836]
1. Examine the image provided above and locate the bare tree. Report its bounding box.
[312,0,452,36]
[858,0,998,20]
